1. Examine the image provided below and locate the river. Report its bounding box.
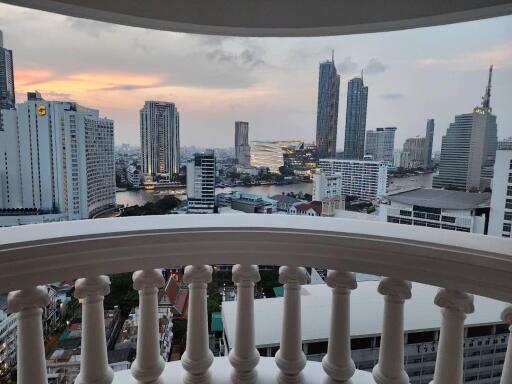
[116,172,437,207]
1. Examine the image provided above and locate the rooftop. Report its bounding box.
[270,194,303,204]
[221,281,505,348]
[385,188,491,210]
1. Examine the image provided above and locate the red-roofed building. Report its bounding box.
[288,201,322,216]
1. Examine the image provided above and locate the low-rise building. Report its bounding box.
[270,195,304,211]
[380,188,491,233]
[217,191,277,214]
[288,201,322,216]
[221,281,508,384]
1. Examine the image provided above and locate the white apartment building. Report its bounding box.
[488,149,512,238]
[126,165,141,188]
[380,188,491,233]
[315,158,388,201]
[140,101,180,182]
[0,93,115,222]
[187,150,216,214]
[364,127,396,164]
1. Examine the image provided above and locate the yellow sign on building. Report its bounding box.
[37,105,46,116]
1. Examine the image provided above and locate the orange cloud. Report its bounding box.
[14,68,55,86]
[14,68,162,96]
[418,43,512,70]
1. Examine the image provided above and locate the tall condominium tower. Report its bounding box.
[315,52,340,159]
[343,74,368,160]
[235,121,251,166]
[140,101,180,182]
[403,137,426,169]
[0,92,115,219]
[0,31,15,110]
[364,127,396,163]
[424,119,435,168]
[187,150,216,214]
[433,66,497,191]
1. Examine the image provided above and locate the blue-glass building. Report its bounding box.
[343,77,368,160]
[315,57,340,159]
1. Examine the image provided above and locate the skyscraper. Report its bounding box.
[187,150,216,214]
[343,74,368,160]
[0,31,15,110]
[403,137,426,169]
[235,121,251,166]
[315,53,340,159]
[140,101,180,182]
[364,127,396,163]
[424,119,435,168]
[0,92,115,219]
[433,66,497,191]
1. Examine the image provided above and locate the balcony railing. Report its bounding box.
[0,214,511,383]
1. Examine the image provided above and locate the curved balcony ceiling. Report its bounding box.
[2,0,512,36]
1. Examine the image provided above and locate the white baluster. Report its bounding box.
[500,305,512,384]
[74,276,114,384]
[431,289,474,384]
[131,269,166,383]
[275,266,307,384]
[322,270,357,382]
[181,265,214,384]
[7,286,50,384]
[372,278,412,384]
[229,264,261,383]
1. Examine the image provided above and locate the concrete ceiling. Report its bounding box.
[2,0,512,36]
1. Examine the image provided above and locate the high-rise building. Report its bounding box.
[250,140,303,173]
[0,31,15,110]
[0,93,115,220]
[187,150,216,214]
[140,101,180,182]
[364,127,396,164]
[315,53,340,159]
[343,74,368,160]
[234,121,251,167]
[283,143,318,176]
[403,137,426,169]
[315,158,388,201]
[488,149,512,238]
[424,119,435,168]
[433,66,497,191]
[498,137,512,150]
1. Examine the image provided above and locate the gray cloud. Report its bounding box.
[66,17,116,37]
[380,93,405,99]
[206,48,266,68]
[364,58,387,74]
[97,84,161,92]
[338,56,359,75]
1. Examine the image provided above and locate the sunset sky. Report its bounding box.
[1,3,511,150]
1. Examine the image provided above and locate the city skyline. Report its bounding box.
[0,4,511,151]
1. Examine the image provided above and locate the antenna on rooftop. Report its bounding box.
[481,65,493,110]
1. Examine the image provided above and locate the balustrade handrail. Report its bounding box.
[0,215,511,301]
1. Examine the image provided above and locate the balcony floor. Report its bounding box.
[112,356,375,383]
